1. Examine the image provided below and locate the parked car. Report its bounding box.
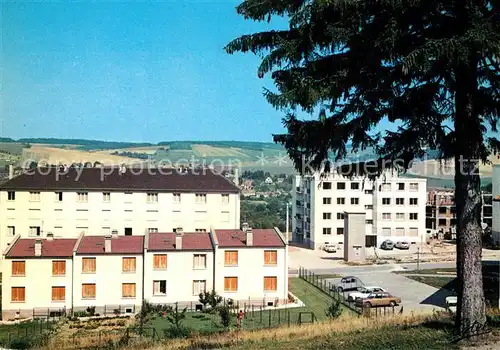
[355,292,401,308]
[394,241,410,250]
[347,286,387,301]
[330,276,364,293]
[445,296,457,314]
[323,244,337,253]
[380,240,394,250]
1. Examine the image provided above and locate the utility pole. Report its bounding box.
[286,202,290,242]
[417,247,420,271]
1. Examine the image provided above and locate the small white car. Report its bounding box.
[395,241,410,250]
[323,244,337,253]
[347,286,386,301]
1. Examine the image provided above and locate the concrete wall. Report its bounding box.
[72,254,143,312]
[344,212,366,261]
[492,165,500,244]
[213,246,288,305]
[2,258,73,320]
[0,190,240,253]
[144,250,214,305]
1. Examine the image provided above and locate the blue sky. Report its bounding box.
[2,1,290,143]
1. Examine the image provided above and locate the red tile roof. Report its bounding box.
[76,236,144,255]
[0,167,239,193]
[214,229,285,248]
[6,238,77,258]
[148,233,213,251]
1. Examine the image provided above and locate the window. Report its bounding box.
[382,213,391,220]
[103,192,111,202]
[410,213,418,220]
[337,213,344,220]
[395,227,405,236]
[382,198,391,205]
[323,212,332,220]
[365,189,374,194]
[322,228,332,235]
[264,250,277,265]
[52,286,65,301]
[12,261,25,276]
[337,227,344,235]
[409,228,419,236]
[153,280,167,295]
[224,251,238,266]
[221,211,230,222]
[409,183,419,191]
[195,228,207,232]
[381,183,391,192]
[397,183,405,191]
[153,254,167,269]
[29,226,41,237]
[147,193,158,203]
[52,261,66,276]
[148,228,158,233]
[193,280,206,295]
[264,277,277,292]
[337,182,346,190]
[8,226,15,236]
[29,191,40,201]
[124,192,133,203]
[55,192,63,202]
[366,219,373,224]
[173,193,181,203]
[8,191,15,201]
[122,283,136,298]
[351,198,359,205]
[11,287,25,302]
[195,194,207,204]
[410,198,418,205]
[396,213,405,221]
[322,182,332,190]
[122,257,136,273]
[193,254,207,269]
[82,283,96,299]
[125,227,132,236]
[222,194,229,204]
[365,204,373,210]
[82,258,96,273]
[224,277,238,292]
[77,192,88,203]
[337,198,345,205]
[396,198,404,205]
[323,197,332,205]
[351,182,360,190]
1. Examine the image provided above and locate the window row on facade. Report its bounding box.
[320,182,420,191]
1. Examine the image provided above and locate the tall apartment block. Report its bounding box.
[291,170,427,249]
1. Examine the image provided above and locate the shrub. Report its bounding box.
[199,290,223,312]
[163,325,191,339]
[325,300,343,319]
[86,306,96,316]
[9,337,33,349]
[218,305,232,329]
[116,320,126,327]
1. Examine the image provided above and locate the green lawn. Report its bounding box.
[405,276,457,290]
[315,274,343,279]
[148,278,349,335]
[0,319,54,346]
[393,268,457,275]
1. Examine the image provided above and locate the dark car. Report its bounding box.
[380,240,394,250]
[330,276,364,293]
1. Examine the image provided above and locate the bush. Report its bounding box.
[325,300,343,319]
[199,290,223,312]
[86,306,96,316]
[163,325,192,339]
[9,337,33,349]
[218,305,232,329]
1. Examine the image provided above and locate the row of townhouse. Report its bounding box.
[0,166,241,255]
[2,226,288,320]
[292,170,427,249]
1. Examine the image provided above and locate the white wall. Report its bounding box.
[0,190,240,252]
[492,165,500,244]
[144,250,214,305]
[213,247,288,304]
[2,258,73,319]
[72,254,143,310]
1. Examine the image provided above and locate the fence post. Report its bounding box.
[260,307,263,323]
[252,304,254,317]
[287,311,290,327]
[278,309,281,325]
[268,309,271,327]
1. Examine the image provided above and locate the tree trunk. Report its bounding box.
[454,60,487,337]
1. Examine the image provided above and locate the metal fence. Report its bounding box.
[0,319,56,348]
[299,267,401,317]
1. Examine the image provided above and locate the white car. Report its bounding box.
[323,244,337,253]
[395,241,410,250]
[347,286,386,301]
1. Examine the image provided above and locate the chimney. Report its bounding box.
[245,227,253,246]
[233,168,239,186]
[242,222,249,232]
[119,164,126,174]
[175,228,183,250]
[104,234,112,253]
[46,232,54,241]
[35,239,42,257]
[9,165,14,179]
[111,230,119,239]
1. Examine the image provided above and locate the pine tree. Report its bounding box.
[226,0,499,337]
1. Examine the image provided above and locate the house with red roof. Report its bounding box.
[143,229,215,307]
[2,235,78,320]
[212,224,288,306]
[72,233,144,314]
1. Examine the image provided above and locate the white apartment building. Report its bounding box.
[292,170,427,249]
[213,226,288,305]
[0,166,240,254]
[2,226,288,319]
[492,165,500,245]
[143,230,214,307]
